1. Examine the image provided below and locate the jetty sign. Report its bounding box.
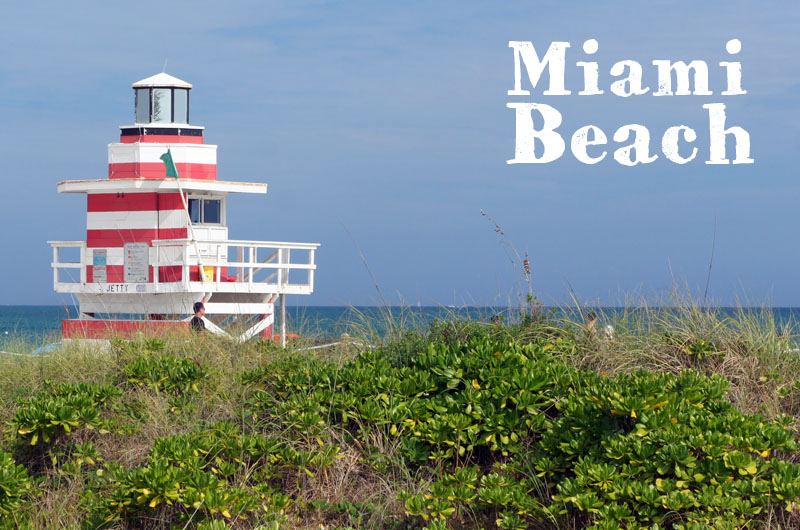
[507,39,753,166]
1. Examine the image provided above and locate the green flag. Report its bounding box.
[160,149,179,178]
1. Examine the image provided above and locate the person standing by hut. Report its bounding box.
[191,302,206,333]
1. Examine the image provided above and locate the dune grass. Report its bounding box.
[1,295,800,529]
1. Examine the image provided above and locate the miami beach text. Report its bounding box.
[507,39,752,166]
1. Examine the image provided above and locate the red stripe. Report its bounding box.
[87,192,186,212]
[158,265,184,282]
[158,228,188,240]
[120,135,203,144]
[158,265,202,282]
[86,228,187,247]
[88,193,156,211]
[62,319,189,339]
[157,193,186,211]
[108,163,216,180]
[87,229,157,247]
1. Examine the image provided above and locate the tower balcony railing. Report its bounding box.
[48,239,318,295]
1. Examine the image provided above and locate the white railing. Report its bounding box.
[151,239,318,294]
[49,240,86,286]
[48,239,319,295]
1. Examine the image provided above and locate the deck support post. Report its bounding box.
[280,293,286,348]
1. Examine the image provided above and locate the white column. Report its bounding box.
[308,248,315,290]
[52,246,59,287]
[280,293,286,348]
[80,243,87,283]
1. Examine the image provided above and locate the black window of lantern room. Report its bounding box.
[135,87,190,124]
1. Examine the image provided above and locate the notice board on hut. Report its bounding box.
[92,249,107,283]
[124,242,149,283]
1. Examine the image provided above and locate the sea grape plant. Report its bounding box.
[242,334,800,529]
[0,451,31,520]
[11,381,121,446]
[6,328,800,529]
[124,355,205,395]
[92,421,330,526]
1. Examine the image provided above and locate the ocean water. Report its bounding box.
[0,305,504,348]
[1,305,799,350]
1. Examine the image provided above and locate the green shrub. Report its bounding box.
[54,440,103,475]
[110,337,166,363]
[196,520,231,530]
[537,366,800,528]
[124,355,205,395]
[0,451,31,520]
[6,317,800,529]
[244,337,566,460]
[92,422,308,526]
[11,382,121,447]
[243,335,800,529]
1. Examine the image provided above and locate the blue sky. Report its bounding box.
[0,1,798,306]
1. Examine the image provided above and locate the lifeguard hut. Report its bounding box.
[49,73,319,344]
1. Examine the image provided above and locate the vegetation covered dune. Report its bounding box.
[2,305,800,529]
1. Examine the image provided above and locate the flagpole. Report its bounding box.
[174,178,205,278]
[161,148,207,287]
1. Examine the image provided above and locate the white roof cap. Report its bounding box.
[132,73,192,89]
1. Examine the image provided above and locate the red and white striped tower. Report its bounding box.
[50,74,319,343]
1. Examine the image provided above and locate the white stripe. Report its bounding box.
[84,240,227,266]
[108,143,217,165]
[87,210,188,231]
[87,211,158,231]
[158,209,189,230]
[84,247,155,266]
[83,247,187,266]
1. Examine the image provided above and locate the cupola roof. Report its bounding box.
[132,73,192,89]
